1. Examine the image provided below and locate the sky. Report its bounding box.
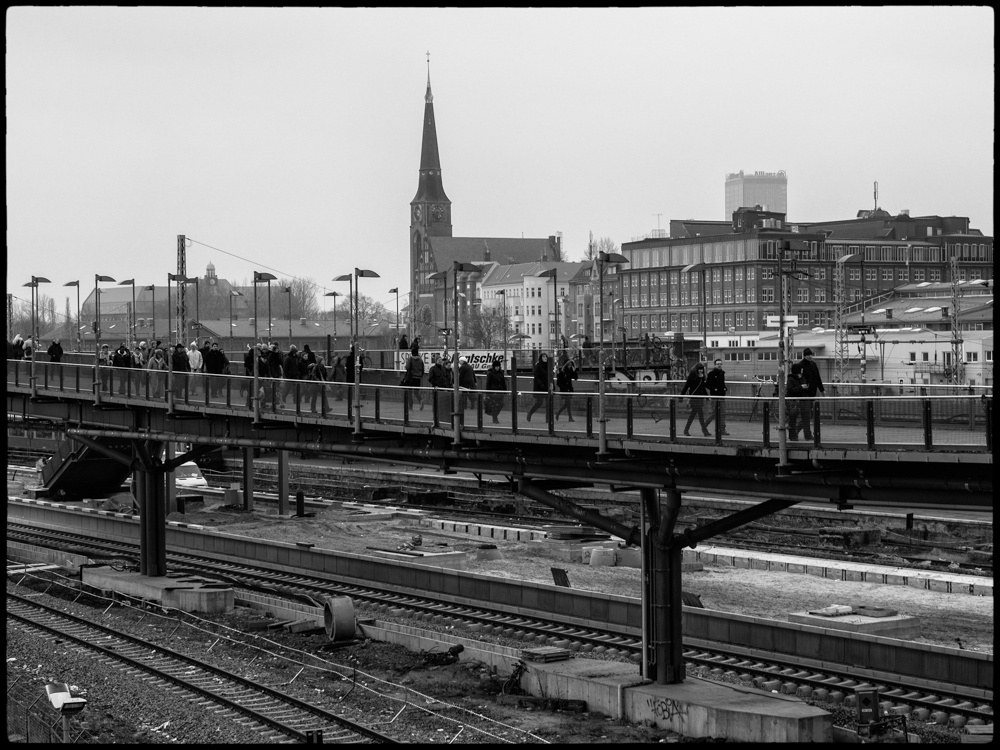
[7,6,994,320]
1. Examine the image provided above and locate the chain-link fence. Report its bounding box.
[7,674,91,744]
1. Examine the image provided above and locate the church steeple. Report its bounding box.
[412,56,450,206]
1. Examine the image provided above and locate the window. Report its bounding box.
[968,352,979,362]
[735,288,744,303]
[735,267,744,281]
[870,268,880,281]
[922,352,929,362]
[758,351,777,361]
[712,313,722,329]
[724,268,733,281]
[747,267,755,281]
[897,268,908,281]
[670,314,679,330]
[747,289,756,303]
[881,268,892,281]
[761,287,775,302]
[724,312,733,328]
[712,268,721,282]
[814,289,826,303]
[762,267,775,280]
[681,314,689,331]
[909,352,916,362]
[930,269,941,281]
[724,289,733,304]
[849,268,861,281]
[796,288,809,303]
[747,312,756,328]
[913,269,925,281]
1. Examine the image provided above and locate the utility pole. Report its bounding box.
[177,235,187,345]
[950,253,964,384]
[6,293,12,341]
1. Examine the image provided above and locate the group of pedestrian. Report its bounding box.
[525,353,579,423]
[679,349,824,439]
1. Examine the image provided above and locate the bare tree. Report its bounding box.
[582,236,619,261]
[468,304,508,349]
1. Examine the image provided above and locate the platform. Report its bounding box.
[82,566,235,614]
[360,619,831,742]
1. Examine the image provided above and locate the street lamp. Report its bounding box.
[182,277,201,345]
[284,286,292,349]
[143,284,156,344]
[594,250,628,457]
[388,287,399,348]
[253,272,277,344]
[496,289,508,368]
[22,276,50,396]
[93,274,116,358]
[324,291,342,351]
[118,279,136,346]
[63,280,81,351]
[536,268,558,354]
[229,290,243,351]
[347,268,380,436]
[333,274,354,340]
[681,262,708,356]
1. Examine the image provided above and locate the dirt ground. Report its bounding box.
[170,503,994,654]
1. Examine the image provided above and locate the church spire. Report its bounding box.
[412,52,449,204]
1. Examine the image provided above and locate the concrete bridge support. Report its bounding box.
[642,488,685,684]
[242,446,254,511]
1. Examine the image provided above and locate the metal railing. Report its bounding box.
[6,360,992,452]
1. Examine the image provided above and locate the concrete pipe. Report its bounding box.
[324,596,356,642]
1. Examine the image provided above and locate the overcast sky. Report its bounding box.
[7,6,994,318]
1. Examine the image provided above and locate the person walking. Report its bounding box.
[12,335,25,361]
[398,334,409,351]
[186,342,204,396]
[680,362,711,437]
[306,356,328,413]
[147,347,167,398]
[525,352,551,422]
[112,342,132,394]
[205,341,229,398]
[457,355,477,411]
[130,343,145,393]
[241,344,254,397]
[255,344,272,408]
[704,358,729,435]
[281,344,301,408]
[47,339,64,362]
[332,354,347,401]
[428,353,450,389]
[402,342,426,410]
[484,358,507,423]
[171,343,190,398]
[797,348,824,441]
[554,359,579,422]
[786,362,807,440]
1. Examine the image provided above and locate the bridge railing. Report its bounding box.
[6,360,991,452]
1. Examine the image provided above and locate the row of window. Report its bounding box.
[623,241,994,269]
[622,311,832,333]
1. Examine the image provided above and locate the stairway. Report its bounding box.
[39,435,138,499]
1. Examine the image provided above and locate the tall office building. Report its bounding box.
[725,170,787,219]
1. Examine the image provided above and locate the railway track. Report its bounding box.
[8,519,993,729]
[6,591,398,744]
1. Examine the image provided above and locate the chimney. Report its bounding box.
[941,306,949,319]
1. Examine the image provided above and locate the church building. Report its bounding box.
[409,67,561,343]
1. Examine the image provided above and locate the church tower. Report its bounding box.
[410,62,452,318]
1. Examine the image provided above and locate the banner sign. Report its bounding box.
[395,349,506,372]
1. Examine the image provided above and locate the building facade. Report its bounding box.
[619,208,993,343]
[724,170,787,219]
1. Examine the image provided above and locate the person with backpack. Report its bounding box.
[401,342,426,410]
[554,359,579,422]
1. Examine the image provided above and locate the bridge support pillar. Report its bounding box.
[242,446,254,511]
[165,442,176,514]
[133,445,167,578]
[277,450,289,515]
[642,487,684,685]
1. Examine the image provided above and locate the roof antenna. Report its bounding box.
[874,180,878,212]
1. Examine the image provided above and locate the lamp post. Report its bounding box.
[348,268,380,436]
[388,287,399,348]
[229,290,243,351]
[117,279,136,346]
[333,274,354,340]
[93,274,116,360]
[324,291,342,352]
[22,276,51,396]
[143,285,156,344]
[496,289,507,369]
[595,251,629,457]
[253,272,277,344]
[63,280,81,351]
[681,263,708,357]
[182,277,201,345]
[285,286,292,349]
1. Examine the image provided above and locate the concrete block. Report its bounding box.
[787,563,805,574]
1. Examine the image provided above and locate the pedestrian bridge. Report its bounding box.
[6,359,992,511]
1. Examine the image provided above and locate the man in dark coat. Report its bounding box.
[47,339,64,362]
[484,358,507,423]
[554,359,578,422]
[112,343,132,394]
[281,344,300,408]
[798,348,824,441]
[704,358,729,435]
[171,343,190,397]
[428,353,451,389]
[267,342,283,379]
[525,353,551,422]
[204,342,229,397]
[457,356,476,411]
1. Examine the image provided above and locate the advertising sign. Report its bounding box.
[395,349,507,372]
